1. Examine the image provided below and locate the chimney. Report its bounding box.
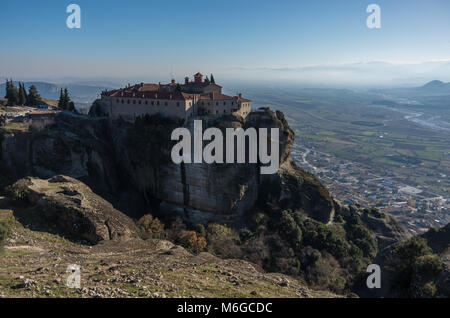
[171,79,176,84]
[185,77,189,84]
[238,93,242,98]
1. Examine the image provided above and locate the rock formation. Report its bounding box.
[6,175,139,244]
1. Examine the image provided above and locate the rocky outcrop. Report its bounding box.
[7,175,139,244]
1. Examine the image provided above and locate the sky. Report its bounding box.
[1,0,450,86]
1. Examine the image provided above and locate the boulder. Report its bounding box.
[7,175,139,244]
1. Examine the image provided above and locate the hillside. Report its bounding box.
[0,182,335,298]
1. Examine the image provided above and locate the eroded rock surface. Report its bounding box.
[7,175,139,244]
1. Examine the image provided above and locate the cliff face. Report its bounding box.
[0,110,341,227]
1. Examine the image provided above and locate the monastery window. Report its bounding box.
[116,99,119,103]
[216,102,219,106]
[177,102,180,107]
[224,110,226,113]
[157,101,160,106]
[138,100,141,105]
[121,99,124,103]
[133,100,136,104]
[127,99,130,104]
[216,111,219,114]
[145,101,148,105]
[151,101,154,105]
[223,102,226,106]
[165,102,168,106]
[232,102,234,105]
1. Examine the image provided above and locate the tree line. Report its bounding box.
[4,80,42,107]
[3,79,76,112]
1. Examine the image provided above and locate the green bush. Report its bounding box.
[386,236,444,297]
[278,210,302,249]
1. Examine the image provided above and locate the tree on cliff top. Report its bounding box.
[5,80,19,106]
[18,82,27,105]
[58,88,76,112]
[26,85,42,107]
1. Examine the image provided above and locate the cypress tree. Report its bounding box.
[6,80,19,106]
[23,83,29,105]
[4,79,10,100]
[210,74,215,84]
[58,88,65,109]
[63,88,70,109]
[18,83,27,105]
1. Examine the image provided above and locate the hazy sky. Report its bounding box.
[1,0,450,86]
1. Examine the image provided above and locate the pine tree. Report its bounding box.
[204,76,210,84]
[210,74,215,84]
[27,85,42,106]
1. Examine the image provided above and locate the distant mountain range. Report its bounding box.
[0,81,113,104]
[418,80,450,92]
[371,80,450,109]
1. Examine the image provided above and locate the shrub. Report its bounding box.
[239,229,253,243]
[194,224,206,238]
[5,178,32,202]
[181,231,207,254]
[166,217,187,244]
[346,224,377,258]
[136,214,164,239]
[278,210,302,249]
[386,236,444,297]
[206,224,242,258]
